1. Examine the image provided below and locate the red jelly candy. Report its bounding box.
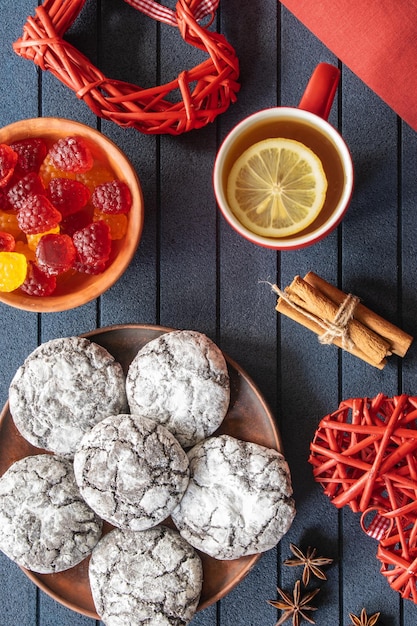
[0,231,15,252]
[36,233,76,275]
[60,206,94,237]
[73,258,108,275]
[8,172,46,210]
[10,138,47,175]
[0,144,18,188]
[17,194,61,235]
[91,180,132,214]
[49,136,94,174]
[20,260,57,296]
[0,189,10,211]
[73,220,111,265]
[47,178,90,217]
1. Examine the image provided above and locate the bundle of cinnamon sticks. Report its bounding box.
[274,272,413,369]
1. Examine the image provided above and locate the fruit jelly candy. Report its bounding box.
[92,180,132,214]
[73,220,112,264]
[0,210,21,239]
[60,206,94,237]
[27,226,60,251]
[0,189,10,211]
[94,210,127,240]
[47,178,90,217]
[8,172,46,210]
[73,257,107,275]
[20,260,57,297]
[0,144,18,188]
[10,138,47,175]
[0,251,27,292]
[36,233,76,275]
[49,136,94,174]
[14,241,36,262]
[39,154,76,186]
[0,231,15,252]
[17,194,62,235]
[76,162,114,193]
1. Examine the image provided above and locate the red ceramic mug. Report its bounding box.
[213,63,354,250]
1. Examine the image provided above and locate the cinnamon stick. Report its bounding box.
[304,271,413,358]
[277,296,388,366]
[276,273,413,367]
[284,275,390,367]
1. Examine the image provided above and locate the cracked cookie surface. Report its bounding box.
[9,336,127,457]
[0,454,102,573]
[171,434,296,560]
[89,525,203,626]
[74,414,190,531]
[126,330,230,448]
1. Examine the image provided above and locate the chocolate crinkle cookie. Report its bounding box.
[74,414,190,531]
[0,454,102,573]
[9,336,128,457]
[126,330,230,448]
[89,526,203,626]
[171,434,296,560]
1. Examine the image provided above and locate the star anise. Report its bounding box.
[283,543,333,586]
[268,579,319,626]
[348,608,381,626]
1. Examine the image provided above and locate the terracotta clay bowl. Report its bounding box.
[0,117,144,312]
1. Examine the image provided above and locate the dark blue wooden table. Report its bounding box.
[1,1,417,625]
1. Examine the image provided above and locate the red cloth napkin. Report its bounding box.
[280,0,417,131]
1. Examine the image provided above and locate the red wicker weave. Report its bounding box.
[13,0,240,135]
[310,394,417,603]
[309,394,417,514]
[377,522,417,603]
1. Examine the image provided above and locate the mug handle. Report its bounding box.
[298,63,340,121]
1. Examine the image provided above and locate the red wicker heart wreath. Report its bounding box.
[377,520,417,603]
[13,0,240,135]
[309,394,417,602]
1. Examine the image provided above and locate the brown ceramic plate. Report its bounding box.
[0,324,282,618]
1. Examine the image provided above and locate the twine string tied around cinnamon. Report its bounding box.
[268,282,360,351]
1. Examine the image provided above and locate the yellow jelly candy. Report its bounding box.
[0,252,27,292]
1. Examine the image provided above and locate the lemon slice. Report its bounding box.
[226,138,328,238]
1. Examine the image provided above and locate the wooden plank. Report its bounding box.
[217,1,280,624]
[340,68,400,622]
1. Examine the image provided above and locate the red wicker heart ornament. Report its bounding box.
[377,522,417,603]
[309,394,417,514]
[310,394,417,602]
[13,0,240,135]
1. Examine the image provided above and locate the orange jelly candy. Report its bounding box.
[14,241,36,262]
[0,210,21,240]
[94,210,128,240]
[76,161,115,193]
[39,154,76,186]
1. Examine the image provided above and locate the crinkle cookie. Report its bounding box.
[9,336,127,456]
[89,526,203,626]
[74,414,189,531]
[0,454,102,573]
[126,330,230,448]
[171,434,296,560]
